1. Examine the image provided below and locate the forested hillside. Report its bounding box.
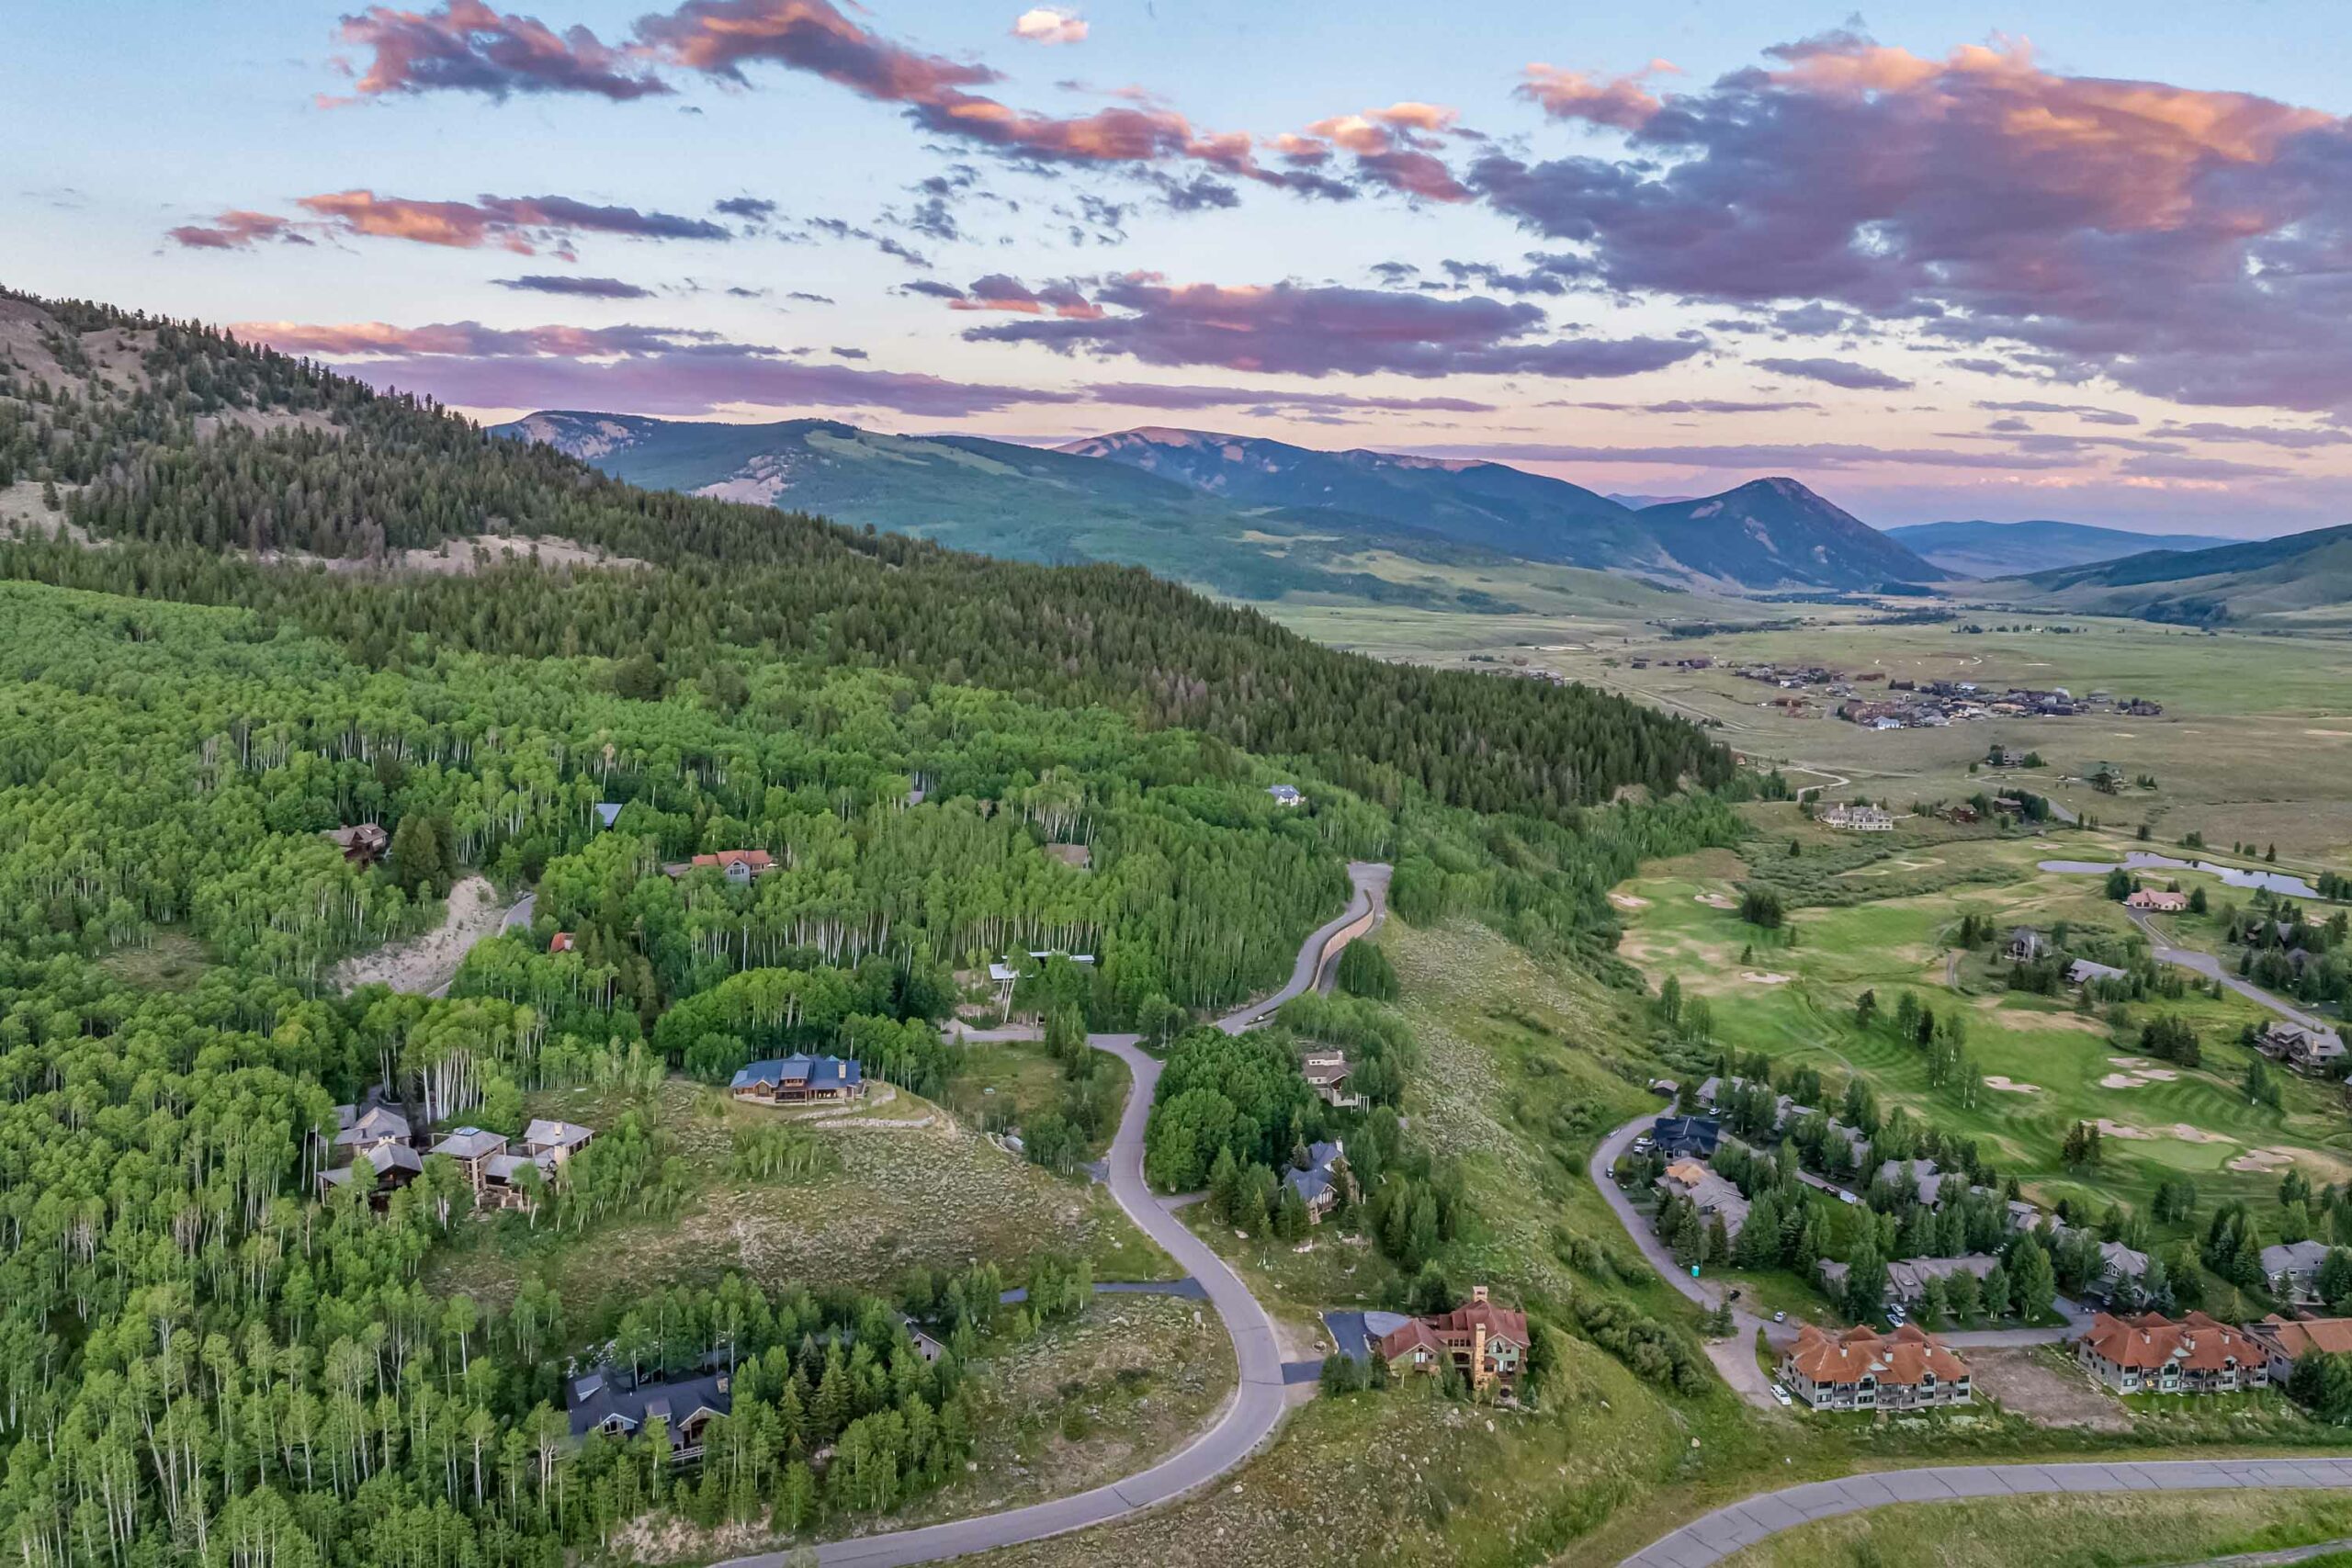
[0,285,1747,1565]
[1,290,1729,818]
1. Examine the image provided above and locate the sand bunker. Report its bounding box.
[2092,1118,2154,1140]
[1609,892,1651,910]
[2166,1123,2235,1145]
[2098,1067,2179,1089]
[1694,892,1737,909]
[2230,1147,2301,1174]
[1982,1076,2041,1094]
[1740,972,1792,986]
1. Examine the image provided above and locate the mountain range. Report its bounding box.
[1995,523,2352,628]
[1884,519,2232,577]
[494,413,1944,601]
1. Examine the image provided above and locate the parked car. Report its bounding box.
[1771,1383,1792,1406]
[1772,1310,1786,1324]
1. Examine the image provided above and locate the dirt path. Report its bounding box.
[333,875,512,995]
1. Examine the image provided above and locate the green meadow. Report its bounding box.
[1614,821,2352,1224]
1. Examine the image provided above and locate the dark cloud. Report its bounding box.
[231,315,1082,416]
[781,288,832,302]
[1409,439,2080,472]
[1754,356,1912,391]
[960,276,1702,379]
[1976,399,2141,426]
[1080,381,1498,414]
[1560,398,1821,414]
[328,0,670,102]
[714,196,778,220]
[166,210,316,250]
[802,216,930,268]
[1474,35,2352,412]
[1438,254,1588,297]
[492,274,654,298]
[831,345,868,359]
[2146,421,2350,449]
[2117,453,2292,480]
[899,279,967,300]
[949,273,1102,317]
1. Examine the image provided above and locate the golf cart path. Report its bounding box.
[715,863,1389,1567]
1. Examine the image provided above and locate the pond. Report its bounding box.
[2038,852,2329,899]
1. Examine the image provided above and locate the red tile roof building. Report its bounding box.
[2246,1314,2352,1391]
[2075,1311,2267,1395]
[1375,1286,1529,1393]
[1777,1324,1972,1411]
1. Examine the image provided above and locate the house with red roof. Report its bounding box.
[2075,1311,2267,1395]
[1374,1286,1529,1394]
[662,849,776,886]
[1778,1323,1972,1412]
[2246,1314,2352,1391]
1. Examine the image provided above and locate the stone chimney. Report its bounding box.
[1471,1283,1489,1304]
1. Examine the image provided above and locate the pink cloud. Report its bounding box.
[1516,62,1673,130]
[1472,33,2352,411]
[1011,7,1087,45]
[293,190,729,252]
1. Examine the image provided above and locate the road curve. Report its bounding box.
[1211,861,1391,1034]
[714,861,1391,1568]
[2127,907,2338,1034]
[1620,1457,2352,1568]
[1589,1114,1783,1408]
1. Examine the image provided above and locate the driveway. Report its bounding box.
[1619,1457,2352,1568]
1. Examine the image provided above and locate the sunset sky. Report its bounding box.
[11,0,2352,534]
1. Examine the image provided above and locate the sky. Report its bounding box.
[10,1,2352,536]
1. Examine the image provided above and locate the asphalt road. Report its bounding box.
[1621,1457,2352,1568]
[707,862,1391,1568]
[1211,861,1391,1034]
[1589,1114,1786,1408]
[2128,907,2337,1032]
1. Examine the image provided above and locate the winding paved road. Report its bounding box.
[1213,861,1391,1033]
[711,862,1390,1568]
[1621,1457,2352,1568]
